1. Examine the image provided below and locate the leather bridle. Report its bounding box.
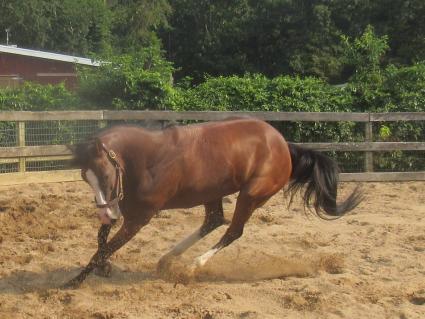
[95,143,124,209]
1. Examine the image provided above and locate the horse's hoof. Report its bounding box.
[94,262,112,278]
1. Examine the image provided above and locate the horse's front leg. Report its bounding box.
[62,218,146,289]
[93,223,113,277]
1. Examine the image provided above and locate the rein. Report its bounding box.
[95,143,124,209]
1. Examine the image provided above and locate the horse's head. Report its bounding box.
[72,137,124,224]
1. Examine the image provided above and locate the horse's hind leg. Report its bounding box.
[190,182,277,272]
[157,200,225,272]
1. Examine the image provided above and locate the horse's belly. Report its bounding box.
[163,183,238,209]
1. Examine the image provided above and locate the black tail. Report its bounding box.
[286,143,363,219]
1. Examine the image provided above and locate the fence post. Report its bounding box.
[18,121,26,172]
[365,115,374,172]
[99,110,107,129]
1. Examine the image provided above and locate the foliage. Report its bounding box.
[342,25,389,78]
[373,63,425,153]
[2,0,425,83]
[173,74,352,112]
[0,59,423,172]
[0,82,83,148]
[0,0,172,56]
[162,0,346,82]
[0,82,80,111]
[331,0,425,66]
[161,0,425,83]
[341,26,389,112]
[78,46,174,110]
[0,0,111,55]
[109,0,172,52]
[172,74,359,146]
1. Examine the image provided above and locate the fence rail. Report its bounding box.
[1,110,425,122]
[0,110,424,185]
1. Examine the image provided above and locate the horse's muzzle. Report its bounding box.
[98,208,113,224]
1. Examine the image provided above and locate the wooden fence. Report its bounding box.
[0,110,424,185]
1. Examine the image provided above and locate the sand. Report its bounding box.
[0,181,424,318]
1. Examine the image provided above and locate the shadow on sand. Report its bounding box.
[0,265,156,294]
[0,251,336,294]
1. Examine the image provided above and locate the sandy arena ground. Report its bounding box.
[0,181,424,318]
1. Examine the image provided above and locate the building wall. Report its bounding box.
[0,52,79,90]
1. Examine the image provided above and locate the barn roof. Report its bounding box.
[0,45,100,66]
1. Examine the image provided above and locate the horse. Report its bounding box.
[63,117,362,288]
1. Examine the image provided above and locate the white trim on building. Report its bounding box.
[0,45,100,66]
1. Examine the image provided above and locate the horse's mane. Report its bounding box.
[70,121,180,168]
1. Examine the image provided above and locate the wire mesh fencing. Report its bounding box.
[0,120,101,173]
[0,121,17,147]
[0,112,423,177]
[372,120,425,172]
[25,120,100,146]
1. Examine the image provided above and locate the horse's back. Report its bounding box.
[170,117,284,144]
[164,118,291,201]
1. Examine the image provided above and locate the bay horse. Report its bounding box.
[64,117,362,288]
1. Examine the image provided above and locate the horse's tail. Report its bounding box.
[286,143,363,219]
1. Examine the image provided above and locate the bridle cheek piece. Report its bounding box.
[95,143,124,209]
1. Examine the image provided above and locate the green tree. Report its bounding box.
[46,0,112,55]
[331,0,425,65]
[342,25,389,78]
[0,0,111,55]
[342,26,389,111]
[162,1,346,82]
[161,0,252,82]
[108,0,171,52]
[376,0,425,64]
[0,0,52,48]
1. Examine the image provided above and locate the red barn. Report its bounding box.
[0,45,99,90]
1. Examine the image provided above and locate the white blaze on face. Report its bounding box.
[86,169,106,205]
[85,169,121,220]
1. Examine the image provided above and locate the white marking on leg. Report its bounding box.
[194,248,219,268]
[158,229,204,273]
[160,229,202,263]
[172,229,202,255]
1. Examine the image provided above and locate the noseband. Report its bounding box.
[95,143,124,209]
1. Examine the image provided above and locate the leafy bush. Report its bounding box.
[0,82,84,148]
[172,74,359,144]
[173,74,355,111]
[0,82,81,111]
[341,28,424,171]
[78,46,174,110]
